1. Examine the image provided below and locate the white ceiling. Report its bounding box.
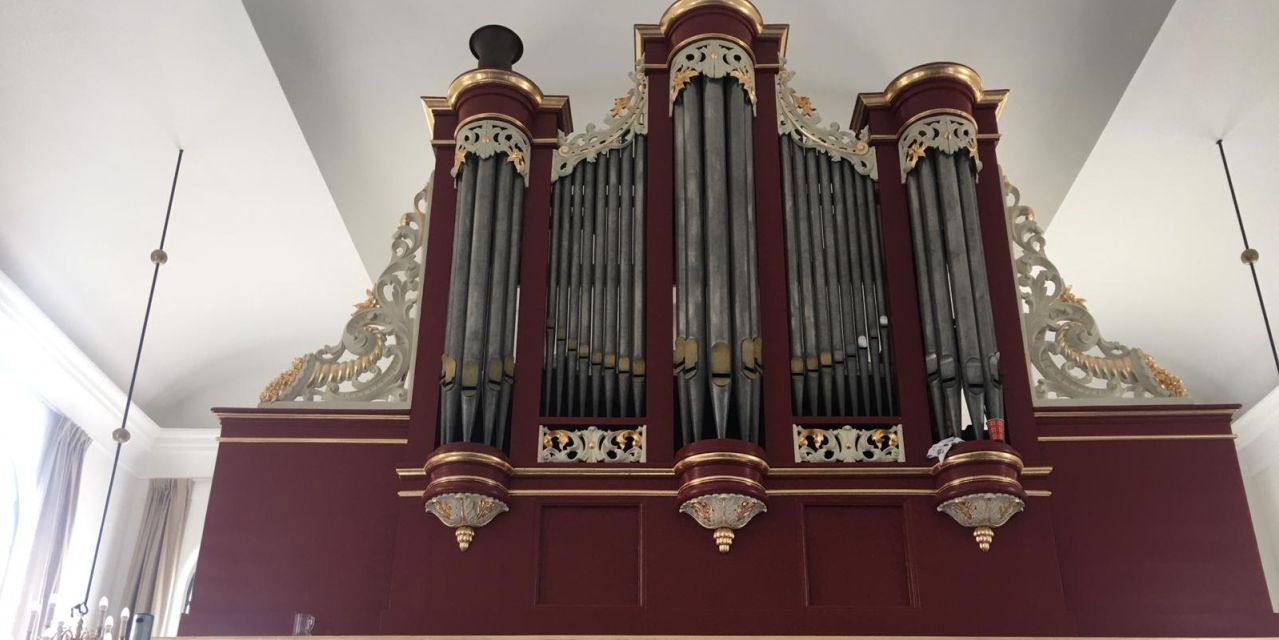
[1047,0,1279,411]
[0,0,370,430]
[17,0,1277,437]
[242,0,1173,276]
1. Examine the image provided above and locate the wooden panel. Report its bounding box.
[536,505,641,606]
[803,504,909,607]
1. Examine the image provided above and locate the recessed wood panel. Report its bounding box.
[803,504,910,606]
[537,505,641,606]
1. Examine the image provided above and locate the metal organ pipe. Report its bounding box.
[542,126,647,418]
[439,125,528,446]
[672,66,762,443]
[775,71,895,419]
[901,121,1003,439]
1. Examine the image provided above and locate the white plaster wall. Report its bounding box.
[1236,385,1279,611]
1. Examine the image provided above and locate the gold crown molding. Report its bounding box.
[422,451,514,475]
[679,474,767,493]
[447,68,545,108]
[397,464,1053,479]
[660,0,765,35]
[216,437,407,445]
[425,474,508,493]
[1039,434,1237,443]
[852,63,1009,129]
[931,450,1025,475]
[936,474,1022,495]
[673,450,770,474]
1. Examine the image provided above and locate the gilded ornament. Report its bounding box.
[552,63,648,180]
[539,425,646,463]
[452,119,532,185]
[352,288,379,315]
[794,424,904,463]
[1057,284,1086,308]
[897,114,981,182]
[669,38,756,113]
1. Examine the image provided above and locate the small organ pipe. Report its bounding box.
[830,160,861,416]
[590,157,608,414]
[543,181,564,414]
[803,149,835,415]
[841,163,871,412]
[603,151,622,414]
[565,169,585,415]
[577,165,597,415]
[791,145,819,414]
[863,171,894,415]
[632,139,648,416]
[780,140,805,415]
[618,145,635,416]
[852,171,885,415]
[816,156,848,415]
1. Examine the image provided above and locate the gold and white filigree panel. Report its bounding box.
[670,38,756,113]
[553,64,648,180]
[775,65,877,180]
[260,183,430,405]
[794,424,904,463]
[452,119,532,186]
[538,425,646,463]
[1004,171,1188,401]
[899,114,981,183]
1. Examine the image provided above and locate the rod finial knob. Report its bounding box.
[1242,248,1260,265]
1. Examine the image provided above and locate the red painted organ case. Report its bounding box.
[183,1,1276,637]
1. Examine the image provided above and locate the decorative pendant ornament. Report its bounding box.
[678,493,766,553]
[936,492,1025,552]
[424,492,509,551]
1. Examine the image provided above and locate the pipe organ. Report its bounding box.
[192,2,1276,638]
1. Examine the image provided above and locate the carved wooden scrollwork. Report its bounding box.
[898,114,981,183]
[1004,170,1188,401]
[553,64,647,180]
[775,65,876,180]
[793,424,904,463]
[259,183,429,404]
[669,38,755,114]
[453,119,532,185]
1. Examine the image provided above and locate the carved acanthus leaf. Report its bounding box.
[539,425,646,463]
[794,424,903,463]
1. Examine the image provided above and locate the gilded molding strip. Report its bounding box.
[552,64,647,180]
[1035,408,1233,418]
[422,451,515,475]
[215,411,410,421]
[258,184,429,405]
[539,425,646,463]
[217,437,407,445]
[398,488,1054,499]
[669,38,756,113]
[399,464,1052,478]
[936,474,1022,495]
[775,64,876,179]
[1039,434,1237,442]
[898,113,981,183]
[452,119,532,186]
[794,424,904,463]
[673,451,770,474]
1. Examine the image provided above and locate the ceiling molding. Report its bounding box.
[0,268,217,478]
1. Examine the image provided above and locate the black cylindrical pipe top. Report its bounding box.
[469,25,523,70]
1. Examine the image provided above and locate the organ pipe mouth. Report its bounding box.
[469,24,524,70]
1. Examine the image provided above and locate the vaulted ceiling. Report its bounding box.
[5,0,1275,439]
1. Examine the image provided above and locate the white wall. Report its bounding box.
[1236,386,1279,611]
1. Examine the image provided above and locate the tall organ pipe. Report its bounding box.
[673,76,760,443]
[631,142,647,417]
[902,147,1003,439]
[439,153,524,447]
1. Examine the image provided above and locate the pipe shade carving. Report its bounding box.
[439,126,527,449]
[259,184,428,404]
[903,128,1003,442]
[1004,171,1188,401]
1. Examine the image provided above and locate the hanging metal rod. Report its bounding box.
[74,148,184,616]
[1217,139,1279,379]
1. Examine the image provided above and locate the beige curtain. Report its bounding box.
[10,414,91,640]
[123,478,191,635]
